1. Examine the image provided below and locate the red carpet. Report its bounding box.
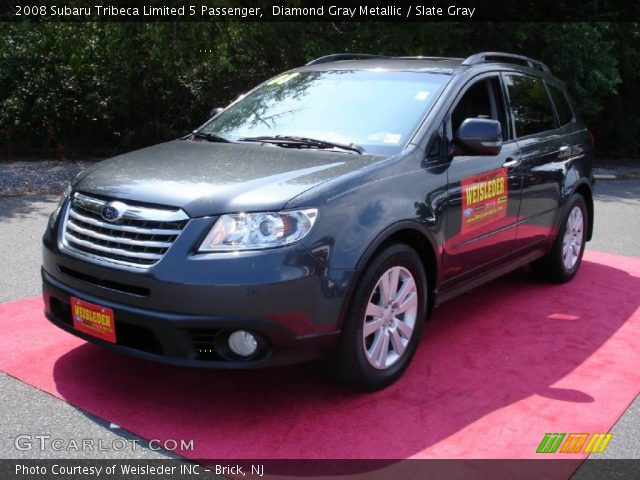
[1,250,639,461]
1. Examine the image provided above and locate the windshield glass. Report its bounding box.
[199,70,449,155]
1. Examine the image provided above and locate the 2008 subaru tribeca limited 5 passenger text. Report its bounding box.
[43,52,594,390]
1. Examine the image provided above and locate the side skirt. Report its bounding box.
[434,248,548,307]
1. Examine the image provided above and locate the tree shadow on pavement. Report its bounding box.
[593,179,640,204]
[0,195,58,222]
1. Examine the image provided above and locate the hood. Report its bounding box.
[74,140,381,217]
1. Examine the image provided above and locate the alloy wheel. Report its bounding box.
[562,206,584,271]
[362,266,419,370]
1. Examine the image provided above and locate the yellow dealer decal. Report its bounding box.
[461,168,508,233]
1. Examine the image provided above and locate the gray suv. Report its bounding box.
[42,52,594,390]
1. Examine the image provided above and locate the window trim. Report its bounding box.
[445,73,513,144]
[545,81,576,128]
[500,71,559,140]
[425,123,445,160]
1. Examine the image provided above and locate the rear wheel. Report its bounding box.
[335,244,428,390]
[532,194,588,282]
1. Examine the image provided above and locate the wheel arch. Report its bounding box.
[572,181,594,241]
[353,222,439,318]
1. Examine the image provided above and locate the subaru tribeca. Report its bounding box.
[42,52,594,390]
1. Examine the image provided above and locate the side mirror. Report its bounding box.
[210,107,224,118]
[453,118,503,156]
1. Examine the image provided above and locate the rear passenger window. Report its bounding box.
[504,75,556,137]
[548,84,574,126]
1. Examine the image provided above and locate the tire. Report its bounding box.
[335,243,428,391]
[532,194,588,283]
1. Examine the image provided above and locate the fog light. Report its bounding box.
[228,330,258,357]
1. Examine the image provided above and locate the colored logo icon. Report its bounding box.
[537,433,612,454]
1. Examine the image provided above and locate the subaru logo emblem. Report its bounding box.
[100,201,126,222]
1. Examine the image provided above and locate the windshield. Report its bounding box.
[199,70,449,155]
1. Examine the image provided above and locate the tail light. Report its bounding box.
[588,130,595,146]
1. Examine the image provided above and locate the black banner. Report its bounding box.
[2,0,640,22]
[2,459,640,480]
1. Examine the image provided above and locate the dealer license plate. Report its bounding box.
[70,297,116,343]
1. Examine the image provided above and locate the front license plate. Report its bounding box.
[70,297,116,343]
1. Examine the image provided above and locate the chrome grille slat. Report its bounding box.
[61,193,189,268]
[64,233,164,260]
[73,192,188,222]
[66,221,173,248]
[68,209,183,236]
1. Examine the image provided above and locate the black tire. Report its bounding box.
[532,194,588,283]
[335,243,428,391]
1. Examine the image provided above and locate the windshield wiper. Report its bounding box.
[238,135,366,154]
[190,131,231,143]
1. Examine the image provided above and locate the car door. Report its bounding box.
[441,74,523,285]
[502,73,568,251]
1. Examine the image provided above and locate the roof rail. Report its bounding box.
[461,52,550,73]
[306,53,387,66]
[399,56,462,61]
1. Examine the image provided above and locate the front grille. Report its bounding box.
[61,192,189,268]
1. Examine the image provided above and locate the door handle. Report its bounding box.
[502,157,520,168]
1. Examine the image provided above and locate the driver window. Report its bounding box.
[450,78,505,137]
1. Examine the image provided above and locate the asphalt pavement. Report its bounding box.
[0,195,57,303]
[0,180,638,466]
[587,180,640,258]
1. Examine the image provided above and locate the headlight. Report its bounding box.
[49,184,72,229]
[198,209,318,252]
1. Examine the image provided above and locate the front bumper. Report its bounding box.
[42,215,355,368]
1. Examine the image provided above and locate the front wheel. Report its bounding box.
[533,194,588,283]
[335,243,428,391]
